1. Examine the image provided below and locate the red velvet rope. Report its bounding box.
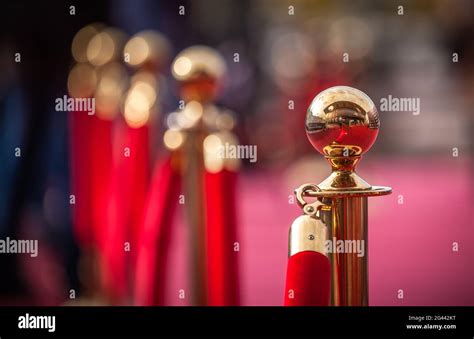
[284,251,331,306]
[134,156,181,305]
[90,116,113,252]
[102,124,149,303]
[69,111,93,247]
[205,169,240,306]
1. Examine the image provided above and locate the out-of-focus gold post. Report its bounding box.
[171,46,226,305]
[304,86,392,306]
[183,126,207,305]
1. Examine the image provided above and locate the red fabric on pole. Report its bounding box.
[69,111,93,247]
[102,123,150,303]
[125,126,150,251]
[89,116,113,252]
[205,169,240,306]
[284,251,331,306]
[134,156,181,306]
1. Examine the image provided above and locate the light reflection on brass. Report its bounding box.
[67,63,97,98]
[87,28,126,66]
[124,30,171,68]
[305,86,381,191]
[95,62,128,120]
[171,46,226,82]
[320,196,368,306]
[289,215,328,257]
[203,131,240,173]
[71,24,104,63]
[163,129,185,150]
[215,110,236,131]
[306,86,379,156]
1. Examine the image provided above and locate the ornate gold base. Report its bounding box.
[317,170,372,191]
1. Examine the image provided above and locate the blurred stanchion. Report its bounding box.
[67,25,170,305]
[81,27,131,304]
[68,24,131,304]
[135,46,242,306]
[122,31,173,305]
[123,31,171,256]
[171,46,241,305]
[92,62,128,255]
[101,30,169,304]
[67,26,105,303]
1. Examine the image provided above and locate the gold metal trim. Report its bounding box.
[288,215,328,257]
[302,185,392,198]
